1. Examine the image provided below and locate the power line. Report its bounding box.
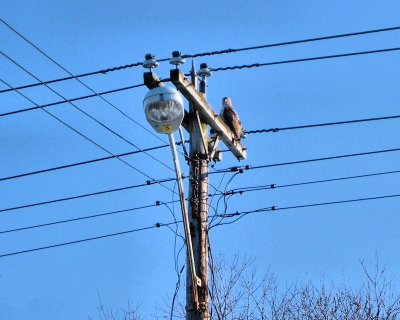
[0,65,143,94]
[2,167,399,233]
[278,194,400,211]
[0,222,178,258]
[0,200,179,235]
[0,139,189,183]
[0,143,172,183]
[0,106,397,182]
[244,114,400,134]
[0,79,176,189]
[2,192,399,258]
[0,50,171,172]
[226,169,400,195]
[210,47,400,72]
[0,78,171,186]
[0,19,174,154]
[185,26,400,58]
[1,22,399,94]
[0,77,121,162]
[2,46,399,119]
[211,147,400,175]
[1,147,398,213]
[0,50,176,190]
[0,146,400,204]
[0,177,175,214]
[208,170,400,227]
[211,193,400,228]
[0,80,145,118]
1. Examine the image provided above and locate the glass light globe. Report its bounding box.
[143,87,184,134]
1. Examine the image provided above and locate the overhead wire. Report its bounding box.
[1,20,399,280]
[1,147,399,214]
[210,207,277,229]
[1,21,399,250]
[0,141,188,183]
[0,200,179,235]
[0,222,178,258]
[0,19,176,149]
[0,19,197,169]
[3,167,398,235]
[1,192,400,258]
[166,182,186,320]
[0,177,176,214]
[163,182,184,241]
[185,26,400,58]
[0,80,174,193]
[278,194,400,211]
[209,170,400,227]
[0,105,398,183]
[0,46,396,176]
[224,169,400,195]
[0,77,121,161]
[0,50,174,172]
[0,50,178,195]
[2,45,399,119]
[210,47,400,72]
[207,239,217,320]
[208,171,228,212]
[211,193,400,228]
[0,82,145,117]
[1,22,399,93]
[244,114,400,134]
[170,261,185,320]
[208,172,241,227]
[1,20,188,194]
[210,147,400,175]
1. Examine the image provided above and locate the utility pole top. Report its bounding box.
[170,69,247,160]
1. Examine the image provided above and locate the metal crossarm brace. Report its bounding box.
[170,69,247,160]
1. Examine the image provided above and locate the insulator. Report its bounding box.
[143,53,159,69]
[169,51,186,67]
[197,63,211,78]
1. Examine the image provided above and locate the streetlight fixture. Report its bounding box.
[143,83,201,310]
[143,86,184,134]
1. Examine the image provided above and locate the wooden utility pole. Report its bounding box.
[144,61,246,320]
[184,63,209,319]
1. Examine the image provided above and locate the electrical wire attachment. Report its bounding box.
[143,53,159,70]
[169,51,186,68]
[197,63,212,78]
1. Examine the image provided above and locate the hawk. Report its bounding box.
[220,97,243,141]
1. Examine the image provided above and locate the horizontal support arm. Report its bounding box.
[170,69,247,160]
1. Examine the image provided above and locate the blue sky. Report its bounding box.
[0,1,400,319]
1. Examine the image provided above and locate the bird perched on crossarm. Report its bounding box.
[220,97,244,141]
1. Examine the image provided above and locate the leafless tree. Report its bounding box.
[89,295,142,320]
[205,255,400,320]
[93,256,400,320]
